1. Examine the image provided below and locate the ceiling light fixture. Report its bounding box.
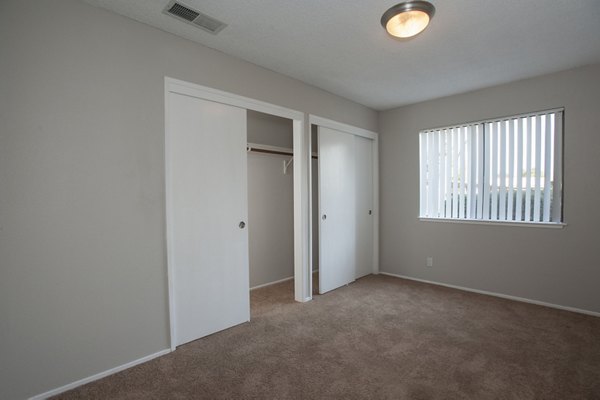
[381,1,436,39]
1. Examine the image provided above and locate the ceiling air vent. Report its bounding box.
[164,1,227,34]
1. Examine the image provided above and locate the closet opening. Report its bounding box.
[247,110,304,314]
[166,78,311,350]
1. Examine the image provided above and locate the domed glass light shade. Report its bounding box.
[381,1,436,38]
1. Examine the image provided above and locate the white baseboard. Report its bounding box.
[250,270,318,292]
[380,272,600,318]
[29,348,171,400]
[250,276,294,290]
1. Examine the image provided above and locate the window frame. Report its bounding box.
[418,108,565,228]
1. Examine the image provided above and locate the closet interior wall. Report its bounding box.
[247,111,295,289]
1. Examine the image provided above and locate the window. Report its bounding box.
[419,109,563,225]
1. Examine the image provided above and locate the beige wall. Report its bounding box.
[0,1,377,398]
[379,64,600,314]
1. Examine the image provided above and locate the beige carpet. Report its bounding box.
[54,275,600,399]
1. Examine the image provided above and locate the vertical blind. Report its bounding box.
[419,109,563,223]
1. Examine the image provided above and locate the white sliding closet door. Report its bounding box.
[167,92,249,347]
[318,126,356,294]
[355,136,374,278]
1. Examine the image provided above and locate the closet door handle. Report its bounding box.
[239,221,246,229]
[322,214,327,220]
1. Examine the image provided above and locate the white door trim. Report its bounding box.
[165,77,310,351]
[309,115,378,140]
[308,115,379,297]
[166,79,304,121]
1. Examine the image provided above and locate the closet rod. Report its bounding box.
[247,147,318,159]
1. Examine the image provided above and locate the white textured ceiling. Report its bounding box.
[84,0,600,110]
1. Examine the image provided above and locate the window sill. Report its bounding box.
[418,217,566,229]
